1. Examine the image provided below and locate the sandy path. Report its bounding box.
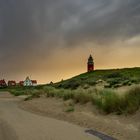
[0,92,99,140]
[20,97,140,140]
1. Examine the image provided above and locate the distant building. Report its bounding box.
[0,79,7,87]
[31,80,37,86]
[50,81,53,85]
[8,81,16,86]
[24,77,32,86]
[19,81,24,86]
[87,55,94,72]
[23,77,37,86]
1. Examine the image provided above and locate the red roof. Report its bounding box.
[0,79,7,86]
[8,81,16,86]
[8,80,16,83]
[19,81,24,86]
[32,80,37,84]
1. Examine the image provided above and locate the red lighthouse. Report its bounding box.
[87,55,94,72]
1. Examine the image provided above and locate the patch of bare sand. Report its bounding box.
[20,97,140,140]
[0,92,14,98]
[0,119,18,140]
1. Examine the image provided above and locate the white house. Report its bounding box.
[24,77,33,86]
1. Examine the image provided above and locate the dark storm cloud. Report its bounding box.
[0,0,140,49]
[61,0,140,45]
[0,0,140,75]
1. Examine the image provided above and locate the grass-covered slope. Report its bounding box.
[1,67,140,115]
[53,67,140,89]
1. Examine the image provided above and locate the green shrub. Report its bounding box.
[100,90,121,113]
[92,87,140,114]
[63,80,80,89]
[10,90,26,96]
[73,89,93,104]
[122,80,130,86]
[104,84,112,88]
[91,90,121,113]
[31,91,41,98]
[10,88,41,99]
[24,95,33,101]
[65,106,75,112]
[107,78,120,86]
[43,86,57,97]
[86,80,96,86]
[62,90,74,101]
[123,86,140,114]
[106,72,123,78]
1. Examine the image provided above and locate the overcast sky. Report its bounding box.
[0,0,140,83]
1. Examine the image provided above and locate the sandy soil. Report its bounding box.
[0,119,18,140]
[0,92,99,140]
[20,97,140,140]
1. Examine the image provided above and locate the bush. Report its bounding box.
[106,72,123,78]
[92,90,122,114]
[56,80,80,89]
[86,80,96,86]
[24,92,40,101]
[10,88,41,99]
[104,84,112,88]
[65,106,75,112]
[10,90,26,96]
[24,95,33,101]
[43,86,74,100]
[62,90,74,101]
[107,78,120,86]
[92,87,140,114]
[43,86,57,97]
[73,88,93,104]
[30,90,41,98]
[123,86,140,114]
[122,80,130,86]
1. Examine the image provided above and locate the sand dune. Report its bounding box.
[0,92,99,140]
[20,97,140,140]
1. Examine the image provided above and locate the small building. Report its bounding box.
[0,79,7,87]
[87,55,94,72]
[19,81,24,86]
[23,77,37,86]
[31,80,37,86]
[50,81,53,85]
[8,81,16,86]
[24,77,32,86]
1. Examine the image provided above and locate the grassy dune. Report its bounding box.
[53,67,140,89]
[42,86,140,114]
[1,67,140,115]
[5,85,140,115]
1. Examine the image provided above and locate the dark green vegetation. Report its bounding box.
[0,86,43,99]
[53,67,140,89]
[1,67,140,115]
